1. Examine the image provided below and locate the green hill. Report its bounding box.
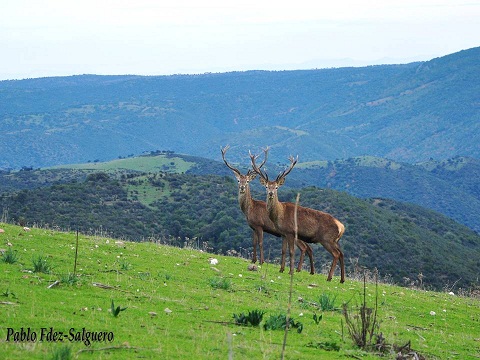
[294,156,480,233]
[0,223,479,359]
[1,169,479,291]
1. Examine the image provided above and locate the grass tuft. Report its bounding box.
[2,248,18,264]
[50,344,72,360]
[209,276,232,290]
[233,309,265,327]
[32,255,53,273]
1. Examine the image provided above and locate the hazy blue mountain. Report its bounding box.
[0,47,479,170]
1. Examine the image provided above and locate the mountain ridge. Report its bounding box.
[1,47,479,169]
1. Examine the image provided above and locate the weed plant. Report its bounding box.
[209,276,232,290]
[263,313,303,333]
[32,254,53,273]
[118,259,131,271]
[319,293,337,311]
[110,299,127,317]
[60,273,80,286]
[2,247,18,264]
[2,288,16,298]
[50,344,72,360]
[233,309,265,326]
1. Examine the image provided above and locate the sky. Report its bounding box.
[1,0,479,80]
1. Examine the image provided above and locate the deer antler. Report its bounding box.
[221,145,241,177]
[249,147,269,181]
[275,155,298,182]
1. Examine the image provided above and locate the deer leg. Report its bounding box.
[327,256,338,282]
[322,242,341,282]
[304,242,315,275]
[258,229,264,265]
[338,247,345,283]
[296,241,306,272]
[279,236,287,273]
[328,243,345,283]
[296,240,314,273]
[288,236,296,275]
[252,230,258,263]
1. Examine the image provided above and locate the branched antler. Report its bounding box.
[249,147,269,181]
[221,145,241,177]
[275,155,298,182]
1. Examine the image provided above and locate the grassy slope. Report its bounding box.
[1,223,479,360]
[54,154,195,174]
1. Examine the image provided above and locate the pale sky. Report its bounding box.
[1,0,479,80]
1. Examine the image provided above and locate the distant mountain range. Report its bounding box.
[0,46,479,170]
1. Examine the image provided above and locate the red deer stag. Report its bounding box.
[221,145,315,274]
[250,150,345,282]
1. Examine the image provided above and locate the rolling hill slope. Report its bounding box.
[1,169,479,291]
[1,223,479,359]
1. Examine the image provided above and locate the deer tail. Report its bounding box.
[334,219,345,243]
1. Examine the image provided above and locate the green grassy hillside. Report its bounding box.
[2,150,480,234]
[57,152,196,174]
[2,170,480,291]
[0,224,479,359]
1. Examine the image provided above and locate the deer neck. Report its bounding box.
[266,193,284,224]
[238,186,253,214]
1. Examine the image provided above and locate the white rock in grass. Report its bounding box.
[164,308,172,315]
[209,258,219,265]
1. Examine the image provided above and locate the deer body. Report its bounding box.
[222,146,315,273]
[251,152,345,283]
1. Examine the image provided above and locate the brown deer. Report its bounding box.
[250,150,345,282]
[221,145,315,274]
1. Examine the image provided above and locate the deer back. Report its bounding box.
[273,201,343,243]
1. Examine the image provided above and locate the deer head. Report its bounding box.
[249,149,298,200]
[221,145,267,194]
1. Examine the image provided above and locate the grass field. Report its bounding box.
[54,154,195,173]
[1,223,479,359]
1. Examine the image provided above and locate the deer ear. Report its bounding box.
[278,177,286,186]
[248,173,257,181]
[259,177,267,186]
[233,172,241,181]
